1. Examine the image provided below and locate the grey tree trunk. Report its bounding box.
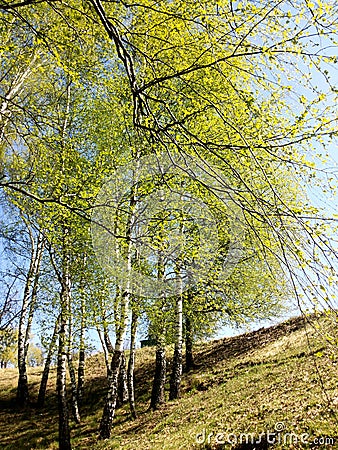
[97,328,111,376]
[37,315,59,408]
[150,343,166,410]
[185,315,194,372]
[52,241,72,450]
[67,354,80,423]
[150,224,168,411]
[67,302,80,423]
[99,349,124,439]
[77,345,85,406]
[117,351,128,406]
[54,82,73,450]
[97,296,113,376]
[17,229,44,406]
[57,316,71,450]
[103,327,114,354]
[127,308,138,419]
[99,165,139,439]
[77,257,87,405]
[169,288,183,400]
[99,283,131,439]
[169,344,183,400]
[17,292,30,406]
[24,239,43,348]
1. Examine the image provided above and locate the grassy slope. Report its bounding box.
[0,315,337,449]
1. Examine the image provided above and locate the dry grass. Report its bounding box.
[1,314,337,449]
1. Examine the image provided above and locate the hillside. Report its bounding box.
[0,314,337,449]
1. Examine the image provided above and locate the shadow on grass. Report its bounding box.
[193,315,306,371]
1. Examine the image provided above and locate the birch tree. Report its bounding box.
[1,1,337,447]
[16,223,44,405]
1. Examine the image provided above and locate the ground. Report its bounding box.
[0,314,337,449]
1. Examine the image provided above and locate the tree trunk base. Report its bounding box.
[150,346,166,410]
[99,350,123,440]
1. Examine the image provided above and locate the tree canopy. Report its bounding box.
[0,1,337,449]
